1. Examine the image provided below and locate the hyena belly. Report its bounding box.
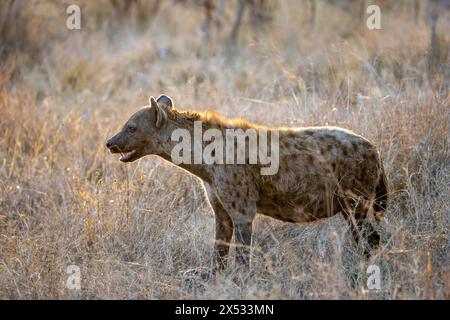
[256,128,381,223]
[257,169,341,223]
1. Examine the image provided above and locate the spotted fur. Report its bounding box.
[106,95,388,270]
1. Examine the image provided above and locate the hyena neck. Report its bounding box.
[156,118,214,184]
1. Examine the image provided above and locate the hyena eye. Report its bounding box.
[127,126,137,133]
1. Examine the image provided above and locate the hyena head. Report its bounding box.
[106,95,173,162]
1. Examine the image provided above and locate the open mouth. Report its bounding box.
[119,150,136,162]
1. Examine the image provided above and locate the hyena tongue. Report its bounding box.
[120,150,136,161]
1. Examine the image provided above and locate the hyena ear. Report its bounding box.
[156,94,174,109]
[149,96,167,129]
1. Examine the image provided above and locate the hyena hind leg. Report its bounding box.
[341,199,382,259]
[350,219,381,259]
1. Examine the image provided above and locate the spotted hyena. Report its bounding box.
[106,95,388,270]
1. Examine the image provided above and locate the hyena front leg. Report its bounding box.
[214,188,257,269]
[203,183,233,271]
[232,214,254,267]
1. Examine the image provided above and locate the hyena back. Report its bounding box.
[106,95,388,270]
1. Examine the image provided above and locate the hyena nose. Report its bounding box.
[106,139,113,149]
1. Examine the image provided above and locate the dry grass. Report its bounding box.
[0,0,449,299]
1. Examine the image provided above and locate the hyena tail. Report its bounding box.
[374,163,388,213]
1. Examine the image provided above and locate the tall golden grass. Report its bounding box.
[0,0,448,299]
